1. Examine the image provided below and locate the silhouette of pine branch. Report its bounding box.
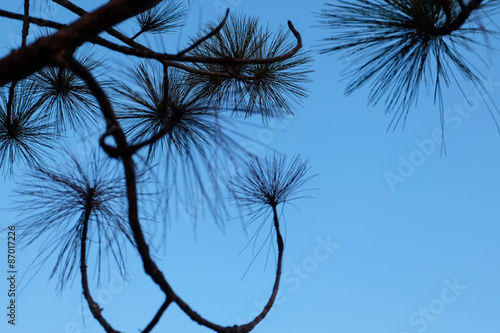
[132,0,187,39]
[0,1,312,332]
[0,81,53,177]
[29,47,107,135]
[185,14,312,119]
[14,149,134,291]
[115,61,255,226]
[318,0,498,129]
[229,153,315,220]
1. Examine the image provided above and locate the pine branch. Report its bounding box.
[1,2,311,331]
[0,0,161,85]
[21,0,30,47]
[64,54,298,333]
[224,205,284,333]
[142,299,172,333]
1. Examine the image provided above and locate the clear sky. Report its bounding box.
[1,1,500,333]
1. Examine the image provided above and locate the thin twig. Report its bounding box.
[131,27,147,40]
[233,204,284,333]
[81,191,122,333]
[142,298,172,333]
[21,0,30,47]
[0,9,65,29]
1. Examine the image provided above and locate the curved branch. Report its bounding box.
[81,192,122,333]
[62,55,192,332]
[99,125,124,158]
[128,115,179,155]
[233,205,284,333]
[66,55,185,333]
[0,2,153,54]
[68,61,287,333]
[169,205,285,333]
[48,2,302,68]
[64,56,232,333]
[247,205,284,328]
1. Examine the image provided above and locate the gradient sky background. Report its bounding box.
[1,0,500,333]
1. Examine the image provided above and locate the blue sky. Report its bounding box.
[1,0,500,333]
